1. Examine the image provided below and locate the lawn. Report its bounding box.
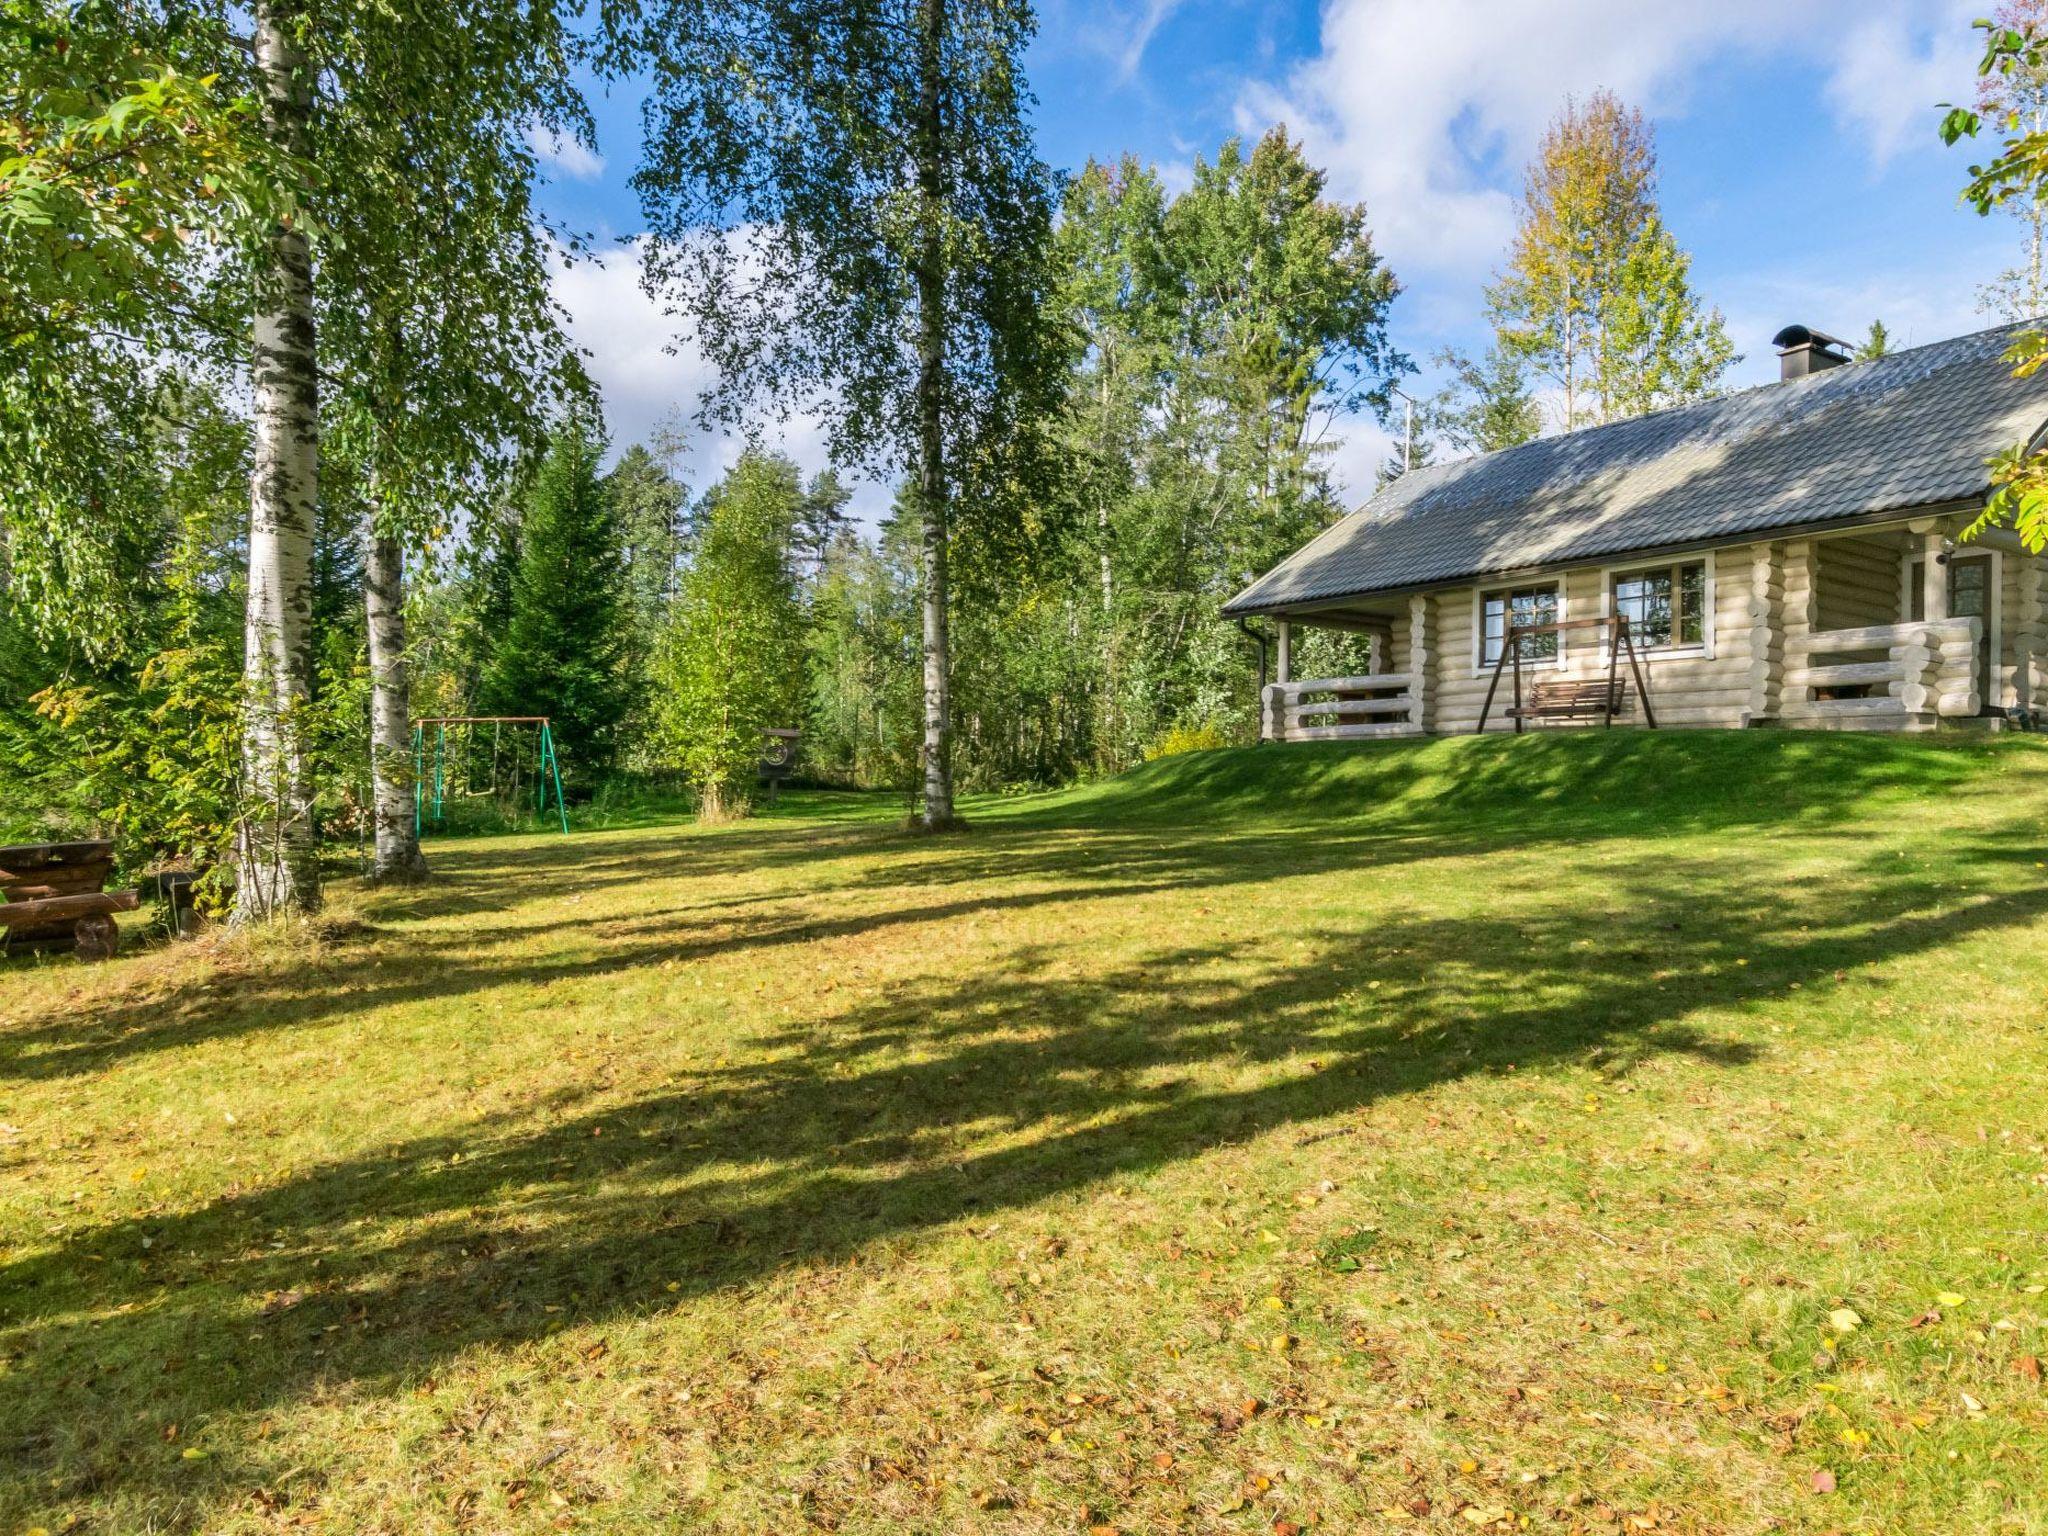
[3,731,2046,1535]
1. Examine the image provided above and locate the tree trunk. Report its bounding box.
[237,0,321,920]
[364,519,427,883]
[914,0,956,829]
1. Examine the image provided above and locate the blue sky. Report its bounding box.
[534,0,2015,515]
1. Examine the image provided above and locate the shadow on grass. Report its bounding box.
[4,732,2029,1086]
[3,769,2046,1517]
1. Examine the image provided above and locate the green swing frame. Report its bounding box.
[412,716,570,835]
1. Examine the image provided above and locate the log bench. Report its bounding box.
[0,841,139,960]
[1506,677,1633,725]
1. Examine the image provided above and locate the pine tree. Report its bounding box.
[606,444,690,636]
[481,419,634,783]
[650,453,807,819]
[795,469,855,588]
[1860,320,1892,360]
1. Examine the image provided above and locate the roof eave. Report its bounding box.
[1221,494,1988,620]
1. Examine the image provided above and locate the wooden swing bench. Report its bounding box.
[1508,676,1633,724]
[1476,615,1659,734]
[0,841,138,961]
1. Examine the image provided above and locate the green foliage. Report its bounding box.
[957,129,1401,781]
[805,510,923,797]
[607,443,690,637]
[1944,15,2048,551]
[649,453,808,819]
[1860,319,1892,360]
[0,3,295,656]
[629,0,1067,823]
[1430,345,1542,457]
[628,0,1064,496]
[1489,91,1732,429]
[480,419,636,782]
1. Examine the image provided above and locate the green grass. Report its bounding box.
[3,731,2047,1534]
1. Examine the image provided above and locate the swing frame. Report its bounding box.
[411,716,571,835]
[1474,614,1660,734]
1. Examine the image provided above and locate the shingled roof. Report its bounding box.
[1225,321,2048,616]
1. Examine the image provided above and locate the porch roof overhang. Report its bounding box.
[1225,321,2048,625]
[1234,500,1980,623]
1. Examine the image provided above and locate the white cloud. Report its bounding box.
[1118,0,1185,84]
[527,123,607,183]
[1825,0,1981,165]
[1239,0,1976,283]
[1326,413,1400,506]
[549,242,891,522]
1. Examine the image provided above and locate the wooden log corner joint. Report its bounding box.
[0,841,141,961]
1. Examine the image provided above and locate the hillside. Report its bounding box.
[3,732,2046,1534]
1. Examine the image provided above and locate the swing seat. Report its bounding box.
[1508,677,1633,724]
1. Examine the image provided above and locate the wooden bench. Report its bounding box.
[1507,677,1632,725]
[0,841,140,960]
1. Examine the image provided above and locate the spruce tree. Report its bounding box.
[481,419,634,783]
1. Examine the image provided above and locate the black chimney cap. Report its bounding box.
[1772,324,1853,354]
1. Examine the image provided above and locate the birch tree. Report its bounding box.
[628,0,1063,829]
[314,1,590,884]
[1,2,290,655]
[1488,92,1731,430]
[236,0,321,917]
[649,452,806,819]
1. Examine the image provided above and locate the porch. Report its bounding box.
[1253,518,2041,740]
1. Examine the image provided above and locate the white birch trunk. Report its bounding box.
[237,0,321,920]
[915,0,957,829]
[364,520,427,883]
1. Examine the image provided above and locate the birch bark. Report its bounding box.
[364,515,427,882]
[237,0,322,919]
[914,0,956,828]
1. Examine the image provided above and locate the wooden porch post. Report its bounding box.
[1408,594,1435,734]
[1275,619,1292,685]
[1915,522,1949,623]
[1745,541,1785,724]
[1781,539,1815,719]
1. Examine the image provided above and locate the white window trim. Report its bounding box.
[1469,578,1568,677]
[1597,550,1717,662]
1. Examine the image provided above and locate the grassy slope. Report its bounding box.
[2,731,2046,1535]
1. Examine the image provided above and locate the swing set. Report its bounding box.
[1475,614,1660,733]
[412,716,570,835]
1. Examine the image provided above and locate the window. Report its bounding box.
[1611,560,1705,649]
[1480,583,1560,666]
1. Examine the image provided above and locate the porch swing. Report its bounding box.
[1475,614,1660,733]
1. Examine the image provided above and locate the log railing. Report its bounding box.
[1785,617,1982,724]
[1260,675,1421,742]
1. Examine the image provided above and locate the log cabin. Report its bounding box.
[1224,322,2048,738]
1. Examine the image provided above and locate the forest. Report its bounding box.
[1,0,2021,922]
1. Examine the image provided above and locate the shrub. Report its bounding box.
[1142,720,1229,760]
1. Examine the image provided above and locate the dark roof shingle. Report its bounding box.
[1224,322,2048,615]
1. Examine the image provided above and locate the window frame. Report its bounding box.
[1600,553,1715,659]
[1472,580,1567,673]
